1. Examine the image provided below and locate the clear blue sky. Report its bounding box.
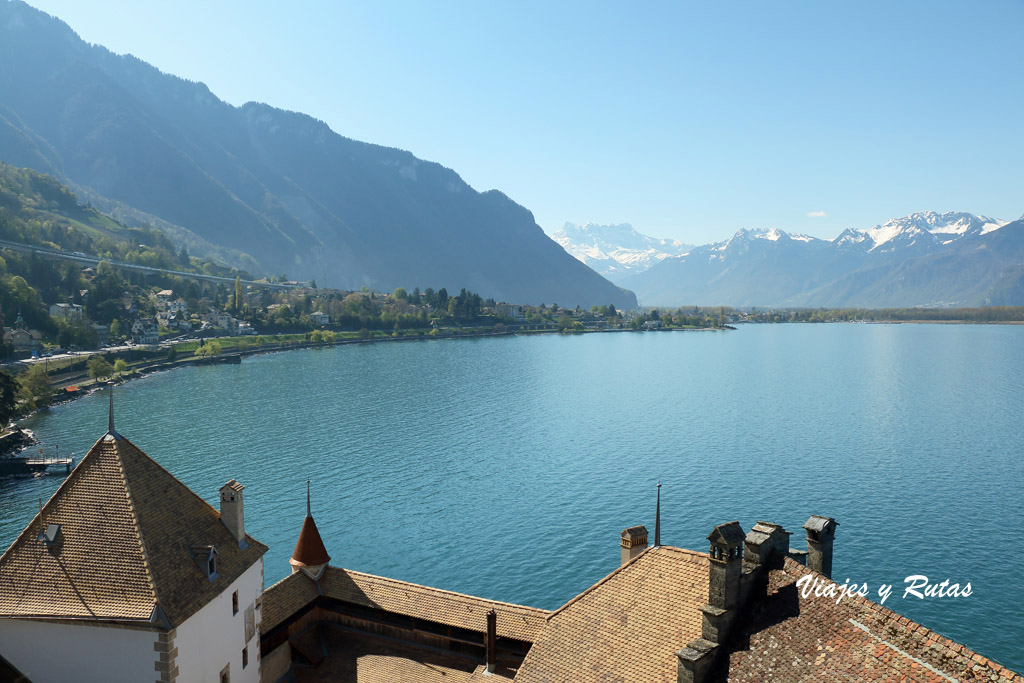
[22,0,1024,245]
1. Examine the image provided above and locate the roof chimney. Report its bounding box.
[620,525,648,566]
[701,521,744,646]
[706,521,744,611]
[219,480,247,548]
[803,515,838,579]
[485,609,497,674]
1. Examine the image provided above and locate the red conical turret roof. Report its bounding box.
[290,515,331,568]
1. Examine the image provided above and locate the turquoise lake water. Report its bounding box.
[2,324,1022,672]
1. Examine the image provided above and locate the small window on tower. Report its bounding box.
[219,664,230,683]
[242,646,248,669]
[232,590,238,615]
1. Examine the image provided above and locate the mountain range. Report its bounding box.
[0,0,635,310]
[619,211,1024,307]
[551,223,691,283]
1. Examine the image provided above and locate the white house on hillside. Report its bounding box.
[0,398,267,683]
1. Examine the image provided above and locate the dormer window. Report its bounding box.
[191,544,220,581]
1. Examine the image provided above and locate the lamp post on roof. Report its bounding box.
[107,381,115,433]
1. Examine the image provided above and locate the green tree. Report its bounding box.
[114,358,128,375]
[109,319,121,340]
[195,341,222,358]
[0,370,18,426]
[17,365,53,410]
[310,330,336,345]
[392,287,408,301]
[87,356,115,381]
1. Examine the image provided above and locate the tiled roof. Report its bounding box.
[320,567,550,643]
[724,558,1024,682]
[261,571,320,634]
[291,515,331,567]
[0,432,266,628]
[515,545,710,683]
[262,563,550,643]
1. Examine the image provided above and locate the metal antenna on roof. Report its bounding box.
[306,479,311,517]
[108,381,115,432]
[654,482,662,547]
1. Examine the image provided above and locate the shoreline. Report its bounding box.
[8,325,728,455]
[15,314,1022,445]
[13,315,1020,448]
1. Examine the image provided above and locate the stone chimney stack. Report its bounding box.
[706,521,744,612]
[744,521,791,571]
[219,480,246,547]
[803,515,838,579]
[620,525,648,566]
[677,521,746,683]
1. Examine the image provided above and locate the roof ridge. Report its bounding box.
[546,545,708,619]
[341,568,550,615]
[111,438,161,610]
[116,435,228,523]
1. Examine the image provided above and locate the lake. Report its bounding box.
[2,324,1022,672]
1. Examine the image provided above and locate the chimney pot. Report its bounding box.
[803,515,838,579]
[620,525,649,566]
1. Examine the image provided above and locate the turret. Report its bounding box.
[290,480,331,580]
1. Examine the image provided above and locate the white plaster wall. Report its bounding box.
[0,618,158,683]
[174,558,263,683]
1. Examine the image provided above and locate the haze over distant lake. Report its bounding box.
[3,325,1022,672]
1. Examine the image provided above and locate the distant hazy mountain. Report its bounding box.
[552,223,692,284]
[0,1,635,309]
[622,211,1024,308]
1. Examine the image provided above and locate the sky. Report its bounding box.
[21,0,1024,245]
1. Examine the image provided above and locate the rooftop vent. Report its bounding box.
[38,523,62,547]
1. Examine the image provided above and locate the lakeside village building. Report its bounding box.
[0,399,1021,682]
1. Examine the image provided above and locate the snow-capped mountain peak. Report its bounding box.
[552,222,692,284]
[835,211,1007,251]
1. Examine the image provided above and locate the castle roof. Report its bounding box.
[260,537,1023,682]
[0,432,266,628]
[515,546,710,682]
[262,566,550,643]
